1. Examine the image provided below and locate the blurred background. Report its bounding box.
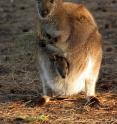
[0,0,117,99]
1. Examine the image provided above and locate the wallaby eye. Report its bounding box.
[50,0,54,3]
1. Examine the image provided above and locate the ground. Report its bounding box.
[0,0,117,123]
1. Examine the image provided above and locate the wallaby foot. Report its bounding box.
[41,95,51,103]
[25,95,51,107]
[86,96,102,108]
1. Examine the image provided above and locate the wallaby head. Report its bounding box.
[36,0,63,18]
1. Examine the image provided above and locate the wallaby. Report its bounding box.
[35,0,102,106]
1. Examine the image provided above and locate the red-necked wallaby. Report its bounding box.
[35,0,102,106]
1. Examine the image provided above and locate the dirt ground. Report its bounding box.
[0,0,117,123]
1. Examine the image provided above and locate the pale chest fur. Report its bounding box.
[39,54,95,96]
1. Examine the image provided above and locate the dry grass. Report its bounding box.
[0,93,117,123]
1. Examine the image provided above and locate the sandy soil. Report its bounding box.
[0,0,117,123]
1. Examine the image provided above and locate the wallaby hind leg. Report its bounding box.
[37,50,56,105]
[85,73,98,98]
[40,76,51,103]
[40,85,53,105]
[85,59,102,107]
